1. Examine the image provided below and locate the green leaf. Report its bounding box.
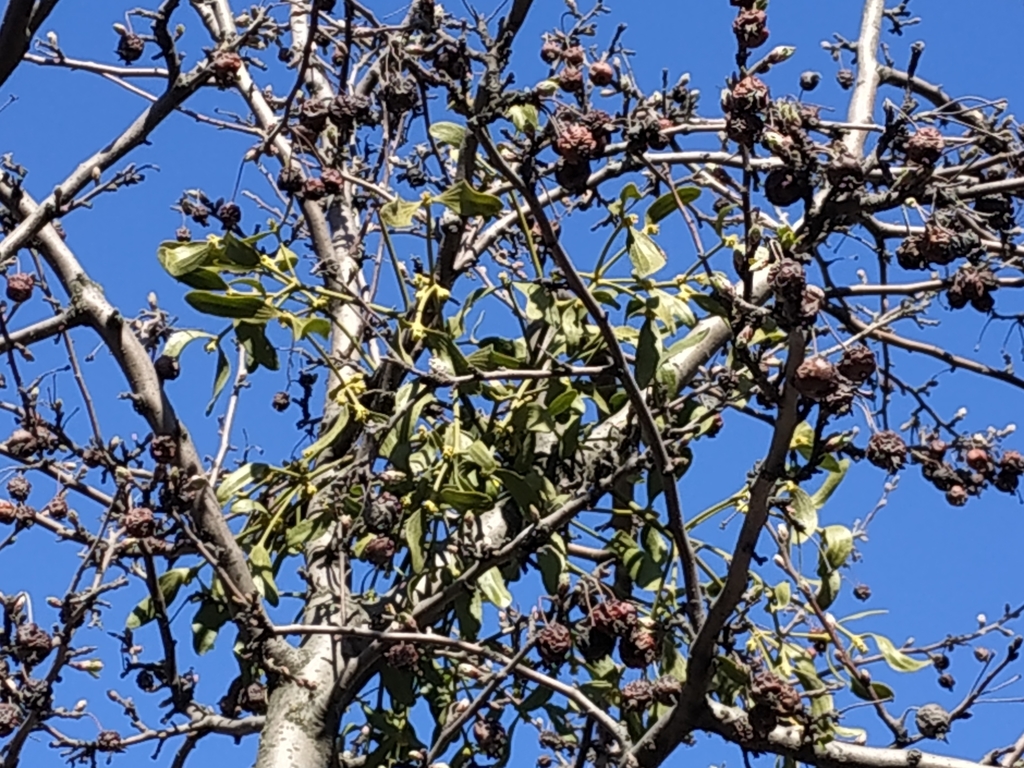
[163,329,217,359]
[219,232,261,269]
[507,104,540,134]
[158,241,211,277]
[176,267,229,290]
[477,566,512,608]
[205,347,231,416]
[249,543,279,606]
[645,187,701,225]
[216,462,270,503]
[816,569,841,610]
[772,581,791,611]
[871,634,930,672]
[404,508,426,574]
[191,598,230,655]
[185,291,276,321]
[439,486,493,512]
[812,459,850,508]
[787,487,818,545]
[627,229,667,278]
[454,590,482,639]
[465,440,498,474]
[379,197,421,228]
[850,676,895,702]
[635,315,660,388]
[429,121,466,146]
[537,544,565,595]
[433,180,503,219]
[494,469,541,513]
[302,408,351,462]
[235,321,279,371]
[547,389,578,419]
[126,567,193,629]
[283,315,331,342]
[820,525,854,570]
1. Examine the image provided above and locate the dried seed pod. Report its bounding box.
[96,730,123,753]
[277,166,304,194]
[938,673,955,690]
[434,45,468,80]
[621,679,653,712]
[554,125,598,163]
[540,39,562,64]
[866,430,908,473]
[590,600,638,637]
[620,627,660,669]
[124,507,156,538]
[536,623,573,666]
[906,127,945,165]
[836,69,855,90]
[1000,450,1024,475]
[176,226,192,242]
[764,168,810,207]
[217,201,241,229]
[154,355,180,381]
[299,99,329,133]
[0,500,18,525]
[44,494,68,521]
[965,447,990,472]
[769,259,806,302]
[328,93,371,126]
[384,641,421,670]
[6,273,35,304]
[116,33,146,64]
[751,669,804,718]
[916,703,951,740]
[837,345,876,384]
[557,67,584,93]
[799,71,821,91]
[574,621,616,661]
[589,61,614,86]
[932,653,950,671]
[7,474,30,502]
[945,485,968,507]
[211,51,243,88]
[14,623,53,667]
[726,76,770,114]
[562,46,585,66]
[733,9,769,49]
[473,717,508,758]
[554,158,591,195]
[272,391,291,412]
[150,435,177,464]
[853,584,872,601]
[652,675,682,704]
[239,682,268,714]
[793,357,840,401]
[321,168,343,195]
[0,702,23,736]
[302,177,327,201]
[136,669,159,693]
[363,535,396,567]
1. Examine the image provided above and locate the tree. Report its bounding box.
[0,0,1023,766]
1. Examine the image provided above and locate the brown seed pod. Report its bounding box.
[726,75,770,114]
[272,391,291,412]
[554,125,598,163]
[154,355,180,381]
[799,71,821,91]
[853,584,872,601]
[652,676,682,705]
[621,679,653,712]
[302,177,327,201]
[590,599,638,637]
[96,730,123,753]
[136,669,159,693]
[793,357,840,402]
[176,226,192,242]
[211,51,243,88]
[277,166,304,194]
[124,506,156,538]
[994,468,1020,494]
[866,430,908,473]
[620,627,660,669]
[217,202,241,230]
[384,641,421,670]
[150,435,177,464]
[733,9,769,49]
[769,259,806,302]
[7,474,30,502]
[239,682,269,714]
[554,158,591,195]
[938,673,955,690]
[0,702,23,737]
[562,46,585,66]
[116,33,146,64]
[536,623,573,666]
[320,168,343,195]
[540,39,562,64]
[558,67,584,93]
[945,485,969,507]
[574,621,616,661]
[966,447,990,471]
[363,535,396,567]
[328,93,372,127]
[906,127,945,165]
[15,623,53,667]
[44,494,68,521]
[764,168,810,207]
[473,717,508,758]
[836,68,855,90]
[589,61,614,86]
[837,345,876,384]
[915,703,951,740]
[5,273,35,304]
[1000,450,1024,475]
[0,500,17,525]
[299,99,329,133]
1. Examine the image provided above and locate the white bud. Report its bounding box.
[977,613,987,627]
[776,523,789,542]
[772,554,786,569]
[454,698,471,713]
[74,699,87,712]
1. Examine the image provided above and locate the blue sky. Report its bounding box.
[3,1,1024,766]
